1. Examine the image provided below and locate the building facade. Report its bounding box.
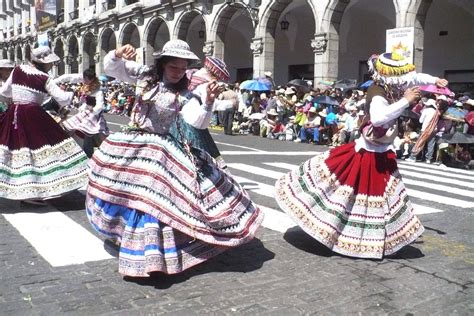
[1,0,473,92]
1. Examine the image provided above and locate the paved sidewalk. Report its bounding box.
[0,197,473,315]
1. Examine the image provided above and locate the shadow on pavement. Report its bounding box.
[122,238,275,289]
[283,226,425,260]
[283,226,334,257]
[48,190,86,212]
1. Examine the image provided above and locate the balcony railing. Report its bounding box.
[69,10,79,20]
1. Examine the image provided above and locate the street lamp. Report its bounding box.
[280,15,289,31]
[198,22,205,39]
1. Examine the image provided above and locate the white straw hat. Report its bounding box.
[31,46,60,64]
[152,39,199,61]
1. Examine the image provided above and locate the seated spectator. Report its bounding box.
[294,107,321,143]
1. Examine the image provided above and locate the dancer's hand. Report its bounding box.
[115,45,137,60]
[435,78,448,88]
[206,81,225,104]
[404,87,421,104]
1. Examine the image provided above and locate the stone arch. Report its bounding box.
[15,45,22,64]
[67,35,79,73]
[210,3,255,81]
[99,27,117,57]
[144,17,170,66]
[25,44,31,62]
[120,22,140,47]
[175,10,206,61]
[422,0,474,92]
[53,37,65,75]
[339,0,396,81]
[82,31,97,71]
[258,0,317,84]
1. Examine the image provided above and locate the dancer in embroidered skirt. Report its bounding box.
[0,46,88,202]
[86,40,263,277]
[56,69,110,157]
[275,51,448,258]
[170,56,231,168]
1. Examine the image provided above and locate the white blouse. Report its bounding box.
[103,50,212,129]
[354,72,438,153]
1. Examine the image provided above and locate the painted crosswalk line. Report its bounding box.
[232,170,448,215]
[2,212,113,267]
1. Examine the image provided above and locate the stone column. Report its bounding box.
[250,37,264,78]
[312,32,338,85]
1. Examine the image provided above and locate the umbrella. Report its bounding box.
[99,75,110,81]
[287,79,311,92]
[442,107,467,123]
[465,111,474,126]
[359,80,373,89]
[248,112,265,120]
[401,109,420,120]
[239,79,271,91]
[313,95,339,106]
[419,85,454,97]
[437,131,474,144]
[334,79,358,90]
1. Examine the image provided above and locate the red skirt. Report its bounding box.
[0,104,88,200]
[275,142,424,259]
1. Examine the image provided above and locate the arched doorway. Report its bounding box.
[121,23,141,64]
[54,38,65,75]
[15,46,23,64]
[25,44,31,62]
[423,0,474,94]
[99,27,117,75]
[269,0,315,85]
[215,4,254,82]
[83,32,97,71]
[68,35,79,73]
[337,0,396,82]
[176,11,206,62]
[145,18,170,66]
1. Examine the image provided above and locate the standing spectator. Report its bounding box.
[219,84,239,135]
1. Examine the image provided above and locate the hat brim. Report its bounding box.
[31,53,60,64]
[152,50,200,61]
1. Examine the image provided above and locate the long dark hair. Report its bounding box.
[154,56,189,92]
[32,61,49,73]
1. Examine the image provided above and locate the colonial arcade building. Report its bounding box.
[1,0,473,92]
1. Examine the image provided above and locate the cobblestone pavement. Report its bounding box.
[0,195,473,315]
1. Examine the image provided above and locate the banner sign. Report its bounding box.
[386,27,415,64]
[35,0,58,32]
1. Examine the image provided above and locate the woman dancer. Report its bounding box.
[86,39,263,277]
[0,46,88,203]
[275,51,448,259]
[56,69,110,157]
[170,56,231,168]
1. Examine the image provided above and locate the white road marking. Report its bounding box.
[398,160,474,176]
[398,164,473,182]
[215,142,264,152]
[233,173,446,215]
[259,205,296,233]
[261,163,473,197]
[221,151,321,156]
[2,212,113,267]
[106,121,124,127]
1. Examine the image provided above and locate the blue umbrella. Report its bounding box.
[240,79,271,91]
[360,80,373,89]
[313,95,339,106]
[99,75,110,81]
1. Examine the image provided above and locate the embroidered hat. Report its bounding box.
[0,59,15,68]
[204,56,230,82]
[368,50,416,86]
[152,39,199,61]
[267,108,278,116]
[31,46,60,64]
